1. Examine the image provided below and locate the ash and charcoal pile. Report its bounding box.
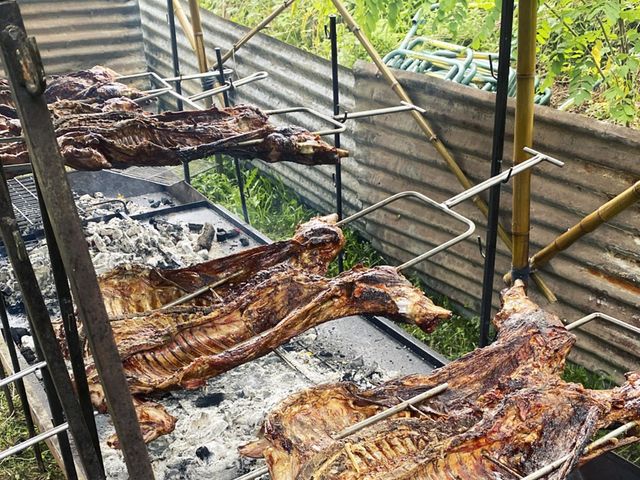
[0,192,249,363]
[99,329,391,480]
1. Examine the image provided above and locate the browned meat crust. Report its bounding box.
[244,281,640,480]
[0,104,346,171]
[87,264,450,447]
[99,214,345,317]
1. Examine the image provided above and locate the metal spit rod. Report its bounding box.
[0,360,46,389]
[336,149,564,271]
[0,411,99,463]
[234,382,449,480]
[565,312,640,336]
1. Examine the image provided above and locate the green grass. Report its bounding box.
[193,161,640,465]
[0,389,64,480]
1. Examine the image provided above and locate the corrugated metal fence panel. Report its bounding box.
[17,0,146,75]
[138,0,360,215]
[137,2,639,379]
[352,63,640,380]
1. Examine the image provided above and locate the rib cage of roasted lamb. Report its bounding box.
[241,281,640,480]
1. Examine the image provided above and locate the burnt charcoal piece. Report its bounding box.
[98,215,345,316]
[193,392,225,408]
[0,104,347,174]
[87,263,450,447]
[242,281,640,480]
[239,237,250,247]
[195,446,211,461]
[10,326,29,345]
[196,223,216,251]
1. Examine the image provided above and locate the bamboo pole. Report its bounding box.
[503,180,640,284]
[173,0,196,51]
[329,0,556,302]
[532,180,640,269]
[511,0,537,282]
[188,0,213,107]
[211,0,296,70]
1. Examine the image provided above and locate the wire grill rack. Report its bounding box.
[7,175,42,236]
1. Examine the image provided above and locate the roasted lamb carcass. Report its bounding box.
[88,264,451,446]
[0,104,347,171]
[243,281,640,480]
[99,214,345,317]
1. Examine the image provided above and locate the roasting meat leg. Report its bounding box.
[87,264,450,446]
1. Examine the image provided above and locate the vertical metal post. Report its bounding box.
[0,5,153,478]
[215,46,250,224]
[35,178,103,472]
[0,295,45,472]
[167,0,191,184]
[479,0,515,347]
[329,15,344,272]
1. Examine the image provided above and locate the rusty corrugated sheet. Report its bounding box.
[17,0,146,75]
[137,0,361,215]
[138,2,639,379]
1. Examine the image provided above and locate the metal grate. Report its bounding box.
[7,176,43,236]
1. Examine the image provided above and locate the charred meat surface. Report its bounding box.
[244,281,640,480]
[99,214,345,317]
[87,264,450,446]
[0,104,347,171]
[1,66,144,109]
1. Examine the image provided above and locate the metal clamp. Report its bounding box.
[337,149,563,271]
[189,71,269,102]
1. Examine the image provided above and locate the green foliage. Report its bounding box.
[0,389,64,480]
[201,0,639,127]
[535,0,640,126]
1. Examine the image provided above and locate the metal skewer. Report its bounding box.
[159,271,244,310]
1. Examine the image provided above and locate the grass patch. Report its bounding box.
[194,161,640,465]
[0,389,64,480]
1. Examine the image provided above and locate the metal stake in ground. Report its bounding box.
[328,14,344,272]
[329,0,556,302]
[479,0,516,347]
[0,5,154,478]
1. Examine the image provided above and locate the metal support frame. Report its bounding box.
[329,0,556,303]
[167,0,190,183]
[35,178,103,468]
[336,150,563,272]
[0,4,154,478]
[479,0,515,347]
[328,14,344,272]
[0,281,46,474]
[566,312,640,336]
